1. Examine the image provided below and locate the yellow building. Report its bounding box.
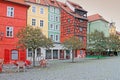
[25,0,48,37]
[109,22,116,35]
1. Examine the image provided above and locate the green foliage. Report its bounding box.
[107,34,120,51]
[62,36,84,50]
[88,30,107,52]
[17,26,53,49]
[16,26,53,66]
[62,36,84,62]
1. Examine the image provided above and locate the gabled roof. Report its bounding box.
[88,14,109,23]
[67,0,87,12]
[4,0,29,6]
[46,0,59,8]
[57,1,88,20]
[24,0,48,6]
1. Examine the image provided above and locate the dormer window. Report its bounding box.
[51,0,54,4]
[36,0,40,3]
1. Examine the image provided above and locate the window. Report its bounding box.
[7,6,14,17]
[40,20,44,27]
[50,7,54,12]
[67,28,70,33]
[55,24,59,30]
[80,19,83,22]
[32,19,36,26]
[79,27,83,32]
[50,14,54,21]
[50,23,54,30]
[6,26,13,37]
[79,36,83,41]
[11,50,18,60]
[55,34,59,42]
[32,6,36,13]
[28,48,32,57]
[55,16,59,22]
[55,8,60,14]
[68,19,70,23]
[50,34,54,41]
[40,8,44,14]
[53,50,58,59]
[37,48,41,57]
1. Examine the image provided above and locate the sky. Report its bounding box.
[57,0,120,32]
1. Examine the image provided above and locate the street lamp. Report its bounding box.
[0,32,4,40]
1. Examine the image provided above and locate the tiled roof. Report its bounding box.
[4,0,29,6]
[24,0,48,6]
[57,1,87,20]
[46,0,59,8]
[88,14,109,23]
[67,0,87,12]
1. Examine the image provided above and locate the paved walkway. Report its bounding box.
[0,57,120,80]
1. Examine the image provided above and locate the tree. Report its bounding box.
[88,30,107,58]
[16,26,53,67]
[62,36,84,62]
[106,34,120,55]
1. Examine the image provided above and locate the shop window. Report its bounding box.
[28,48,32,57]
[46,50,52,59]
[37,48,41,57]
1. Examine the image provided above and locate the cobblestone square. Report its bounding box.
[0,57,120,80]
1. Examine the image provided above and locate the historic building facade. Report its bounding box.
[0,0,29,63]
[25,0,49,61]
[87,14,109,37]
[58,1,88,58]
[45,0,62,59]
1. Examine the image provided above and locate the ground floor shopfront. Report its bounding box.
[26,43,86,61]
[0,43,86,63]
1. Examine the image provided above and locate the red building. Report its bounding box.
[58,1,88,58]
[0,0,29,63]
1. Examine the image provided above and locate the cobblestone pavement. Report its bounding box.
[0,57,120,80]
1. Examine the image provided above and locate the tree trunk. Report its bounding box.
[33,49,36,67]
[72,50,74,62]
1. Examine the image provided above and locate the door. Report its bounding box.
[4,49,10,63]
[60,50,64,59]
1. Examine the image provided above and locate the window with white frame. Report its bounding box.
[55,8,60,14]
[40,8,44,14]
[32,19,36,26]
[6,26,13,37]
[55,16,59,22]
[55,34,59,42]
[50,7,54,12]
[79,36,83,41]
[50,34,54,41]
[32,6,36,13]
[40,20,44,27]
[28,48,32,57]
[79,27,83,32]
[50,14,54,21]
[55,24,59,30]
[7,6,14,17]
[11,50,18,60]
[50,23,54,30]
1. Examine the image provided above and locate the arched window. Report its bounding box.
[11,50,18,60]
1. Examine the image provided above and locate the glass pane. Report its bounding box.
[11,50,18,60]
[46,50,51,59]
